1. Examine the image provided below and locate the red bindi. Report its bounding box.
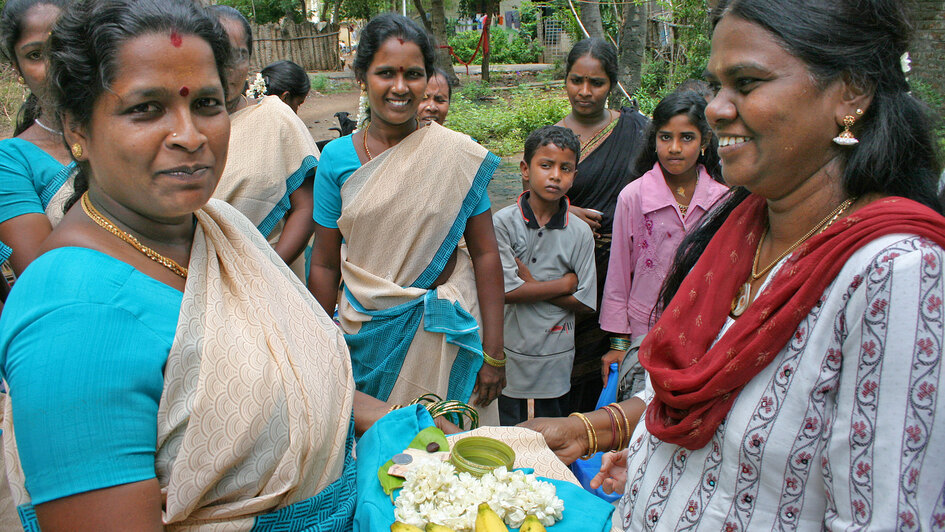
[398,66,404,73]
[170,30,182,47]
[179,86,189,97]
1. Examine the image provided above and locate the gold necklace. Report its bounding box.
[81,192,189,278]
[361,118,420,162]
[730,198,855,318]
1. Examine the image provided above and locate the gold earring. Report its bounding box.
[832,114,859,146]
[17,76,24,84]
[701,146,706,156]
[71,143,83,159]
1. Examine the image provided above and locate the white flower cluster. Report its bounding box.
[356,92,369,128]
[245,73,267,99]
[393,462,564,530]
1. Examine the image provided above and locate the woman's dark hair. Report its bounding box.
[47,0,231,211]
[565,38,617,88]
[209,4,252,57]
[431,66,454,99]
[352,12,435,83]
[0,0,70,135]
[634,90,723,183]
[262,59,310,98]
[523,125,580,165]
[655,0,943,315]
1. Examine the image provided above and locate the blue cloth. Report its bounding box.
[354,405,615,531]
[0,138,76,263]
[0,247,180,505]
[311,135,490,230]
[257,154,317,237]
[570,363,621,503]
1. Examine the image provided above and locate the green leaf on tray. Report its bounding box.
[377,426,449,496]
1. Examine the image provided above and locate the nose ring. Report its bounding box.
[172,133,178,137]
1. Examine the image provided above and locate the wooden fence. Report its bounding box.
[249,23,341,71]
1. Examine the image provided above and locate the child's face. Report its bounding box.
[656,114,705,178]
[520,143,577,203]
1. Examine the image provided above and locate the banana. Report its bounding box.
[474,502,508,532]
[425,524,457,532]
[391,522,424,532]
[519,515,546,532]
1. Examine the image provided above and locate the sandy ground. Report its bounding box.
[298,87,361,147]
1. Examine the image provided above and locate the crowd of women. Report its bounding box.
[0,0,943,529]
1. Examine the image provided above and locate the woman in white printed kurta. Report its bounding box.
[520,0,945,529]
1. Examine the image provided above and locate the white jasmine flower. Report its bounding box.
[901,52,911,74]
[393,462,564,531]
[245,73,267,99]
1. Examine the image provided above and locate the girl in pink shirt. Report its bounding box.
[599,90,728,382]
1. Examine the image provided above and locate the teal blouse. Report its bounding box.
[0,247,180,505]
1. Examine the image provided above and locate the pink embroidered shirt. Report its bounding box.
[599,162,728,337]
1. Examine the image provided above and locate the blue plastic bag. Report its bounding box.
[569,362,621,502]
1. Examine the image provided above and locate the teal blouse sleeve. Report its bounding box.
[0,248,181,504]
[0,139,51,223]
[312,135,360,229]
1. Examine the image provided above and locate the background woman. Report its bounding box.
[525,0,945,529]
[210,6,317,280]
[262,59,310,114]
[0,0,72,278]
[598,90,727,388]
[418,66,453,126]
[553,37,649,410]
[308,13,505,423]
[0,0,402,528]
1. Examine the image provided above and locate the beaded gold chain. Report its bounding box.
[81,192,189,278]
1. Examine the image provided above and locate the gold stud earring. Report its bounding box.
[17,76,24,84]
[832,114,859,146]
[71,143,83,159]
[701,146,706,156]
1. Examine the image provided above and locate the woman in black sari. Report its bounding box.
[553,38,648,409]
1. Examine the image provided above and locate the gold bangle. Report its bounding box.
[387,404,403,413]
[609,337,632,351]
[569,412,598,459]
[482,350,507,368]
[610,402,632,450]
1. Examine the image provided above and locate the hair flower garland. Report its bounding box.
[900,52,911,75]
[245,73,267,99]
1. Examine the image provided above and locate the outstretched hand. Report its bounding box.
[590,449,629,495]
[518,416,587,465]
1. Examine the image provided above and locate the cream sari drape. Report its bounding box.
[337,122,499,425]
[212,95,319,280]
[3,200,354,530]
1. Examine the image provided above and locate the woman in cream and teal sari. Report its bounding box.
[309,13,506,424]
[0,0,75,278]
[0,1,406,528]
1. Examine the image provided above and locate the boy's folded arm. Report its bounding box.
[547,294,594,314]
[505,273,577,304]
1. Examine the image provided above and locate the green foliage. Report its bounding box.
[0,64,27,132]
[447,90,570,155]
[447,27,542,65]
[910,78,945,158]
[307,74,356,94]
[215,0,306,24]
[457,80,493,100]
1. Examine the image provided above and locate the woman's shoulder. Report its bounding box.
[836,233,944,295]
[2,246,182,331]
[319,133,357,162]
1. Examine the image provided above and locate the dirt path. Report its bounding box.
[298,88,361,147]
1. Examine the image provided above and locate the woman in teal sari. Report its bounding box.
[308,13,506,423]
[0,0,406,528]
[0,0,75,278]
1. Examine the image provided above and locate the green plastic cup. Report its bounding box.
[450,436,515,477]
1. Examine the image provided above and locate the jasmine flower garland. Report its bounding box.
[245,73,267,99]
[393,462,564,530]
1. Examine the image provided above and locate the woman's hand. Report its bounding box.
[601,348,627,386]
[590,449,629,495]
[518,415,587,465]
[569,206,602,237]
[433,415,462,435]
[472,363,505,406]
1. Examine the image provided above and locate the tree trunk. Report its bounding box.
[580,1,605,40]
[480,9,495,82]
[429,0,459,84]
[613,0,646,107]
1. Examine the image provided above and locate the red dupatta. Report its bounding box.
[639,195,945,450]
